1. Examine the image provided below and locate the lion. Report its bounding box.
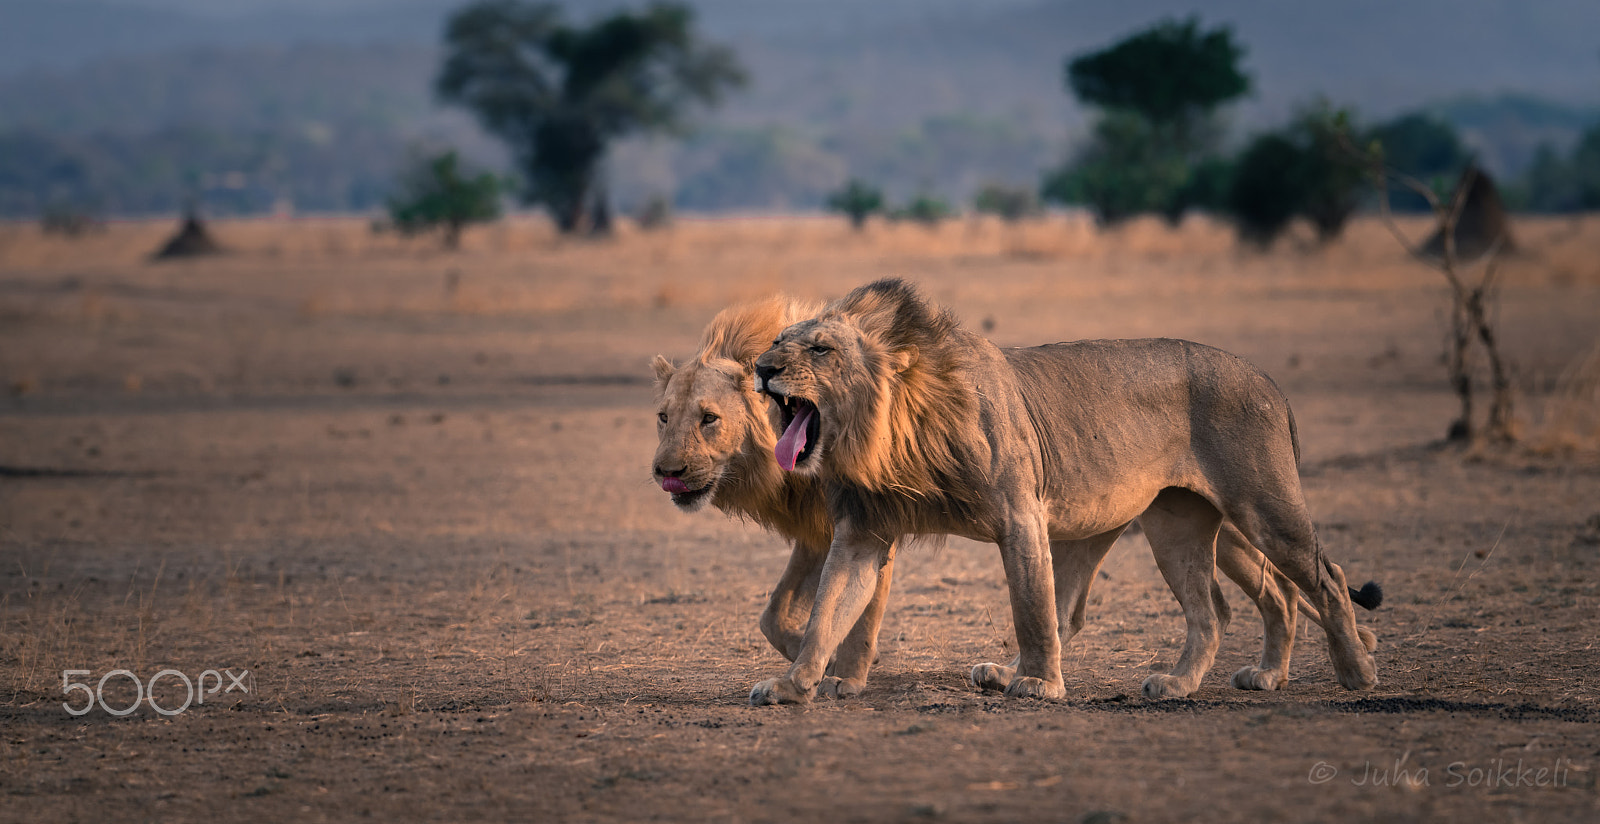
[653,294,1377,701]
[749,278,1380,703]
[650,296,898,699]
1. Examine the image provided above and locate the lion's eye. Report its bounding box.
[809,345,831,355]
[701,413,719,426]
[657,412,668,424]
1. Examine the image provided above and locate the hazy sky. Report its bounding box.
[100,0,425,11]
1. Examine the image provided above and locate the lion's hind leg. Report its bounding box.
[1227,498,1378,692]
[1215,522,1298,691]
[1140,488,1225,700]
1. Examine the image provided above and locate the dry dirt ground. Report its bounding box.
[2,213,1599,822]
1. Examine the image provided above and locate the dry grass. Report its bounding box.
[1529,339,1600,455]
[1,211,1598,822]
[5,211,1597,316]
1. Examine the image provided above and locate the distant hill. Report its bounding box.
[1,0,1596,216]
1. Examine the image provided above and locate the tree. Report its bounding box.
[1041,111,1190,226]
[1517,124,1600,213]
[1572,124,1600,209]
[973,182,1039,222]
[1520,143,1582,212]
[1166,155,1234,219]
[1226,133,1305,247]
[435,1,744,234]
[1365,112,1469,212]
[1066,16,1249,156]
[1223,101,1367,247]
[1292,103,1368,242]
[891,193,954,227]
[1052,17,1250,224]
[824,178,884,230]
[1356,135,1518,443]
[386,150,502,249]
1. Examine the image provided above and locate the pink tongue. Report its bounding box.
[660,477,690,494]
[774,404,814,472]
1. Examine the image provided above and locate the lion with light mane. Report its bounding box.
[653,291,1377,702]
[747,278,1379,703]
[651,296,898,698]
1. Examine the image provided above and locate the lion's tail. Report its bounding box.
[1295,581,1384,620]
[1276,377,1380,612]
[1348,580,1383,610]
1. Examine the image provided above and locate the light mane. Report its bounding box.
[694,296,831,547]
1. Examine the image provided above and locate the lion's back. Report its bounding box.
[1002,338,1300,501]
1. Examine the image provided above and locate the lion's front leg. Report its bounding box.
[978,510,1064,700]
[760,539,896,699]
[750,524,891,706]
[1140,489,1224,699]
[821,540,895,699]
[972,529,1122,693]
[759,540,825,662]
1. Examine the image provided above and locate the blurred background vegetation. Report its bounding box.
[1,0,1597,227]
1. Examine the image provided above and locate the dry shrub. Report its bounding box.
[1530,340,1600,455]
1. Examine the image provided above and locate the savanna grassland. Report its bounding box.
[2,212,1599,822]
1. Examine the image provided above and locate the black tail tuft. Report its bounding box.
[1349,581,1383,610]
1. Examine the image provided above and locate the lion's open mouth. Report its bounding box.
[771,394,821,472]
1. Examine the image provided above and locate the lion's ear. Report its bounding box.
[651,355,676,387]
[889,346,919,375]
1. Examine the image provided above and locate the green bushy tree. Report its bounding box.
[824,178,884,229]
[1517,123,1600,213]
[973,182,1040,222]
[1041,111,1190,225]
[436,1,744,234]
[892,193,954,227]
[1050,17,1250,225]
[1166,155,1235,220]
[1066,16,1250,156]
[1227,133,1305,247]
[1294,103,1369,242]
[386,150,502,249]
[1366,112,1469,212]
[1224,102,1367,247]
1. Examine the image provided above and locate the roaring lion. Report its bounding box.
[651,296,898,698]
[653,294,1376,701]
[749,278,1380,703]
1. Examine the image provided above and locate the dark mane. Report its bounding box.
[820,278,990,535]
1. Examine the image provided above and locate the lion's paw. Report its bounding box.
[1333,656,1379,691]
[970,662,1015,692]
[819,676,865,700]
[1230,666,1286,691]
[1002,676,1063,700]
[1141,673,1195,700]
[749,677,813,706]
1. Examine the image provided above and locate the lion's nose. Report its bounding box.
[656,464,685,479]
[755,363,781,384]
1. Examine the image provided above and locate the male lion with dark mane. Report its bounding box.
[748,278,1380,704]
[653,292,1377,702]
